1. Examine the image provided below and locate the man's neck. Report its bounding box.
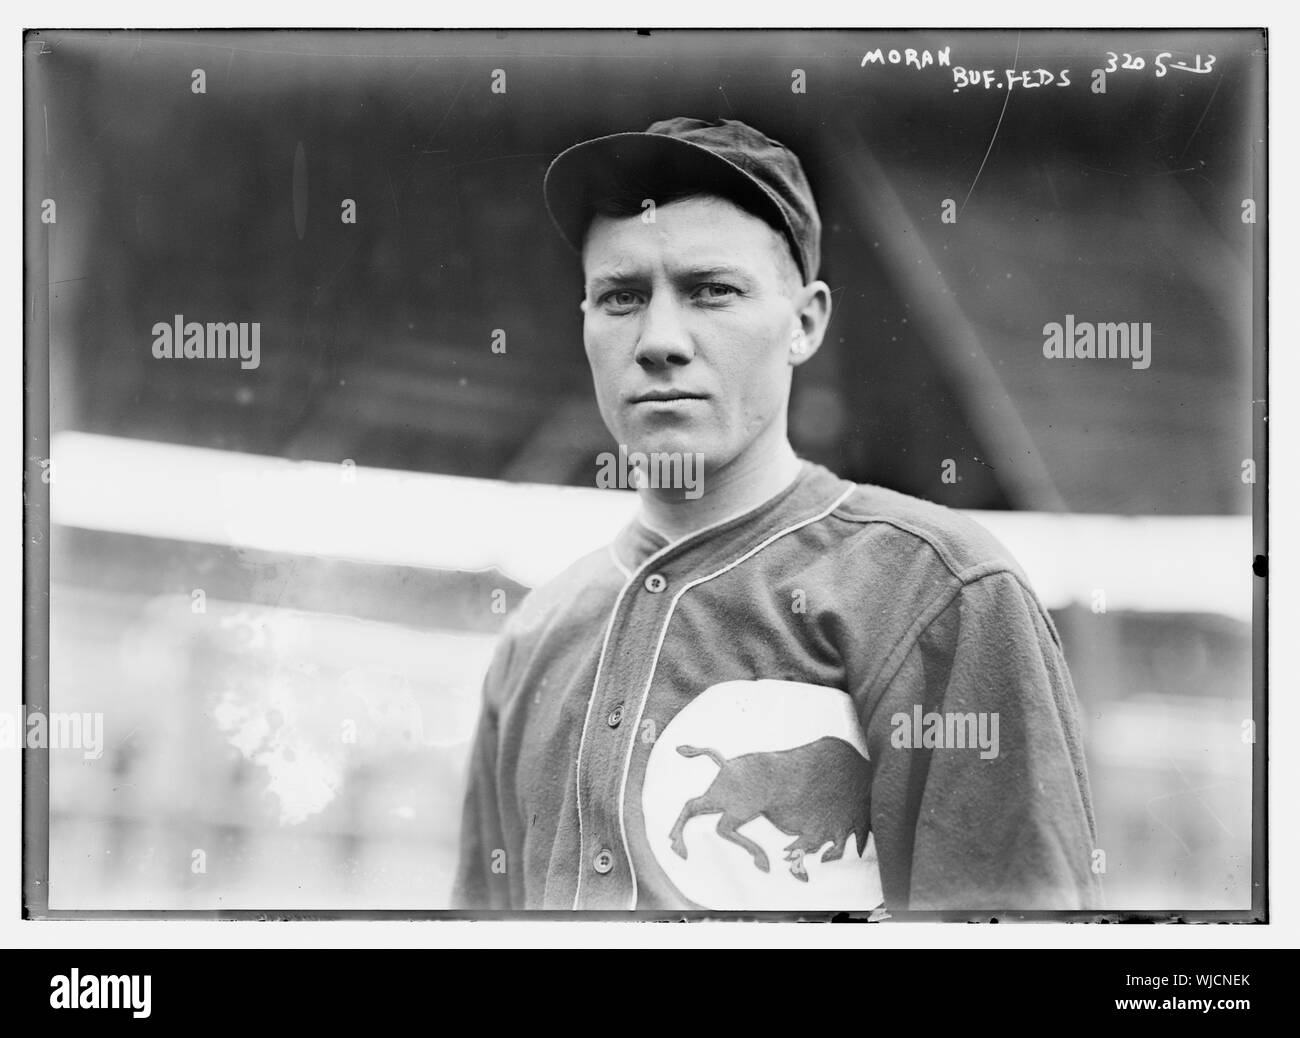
[636,440,804,543]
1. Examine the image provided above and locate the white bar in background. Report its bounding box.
[49,432,1251,622]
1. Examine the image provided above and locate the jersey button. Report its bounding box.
[607,704,624,728]
[593,849,614,875]
[644,573,667,594]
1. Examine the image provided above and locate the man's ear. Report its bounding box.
[789,280,832,367]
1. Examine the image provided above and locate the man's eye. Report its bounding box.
[694,283,739,301]
[598,290,643,312]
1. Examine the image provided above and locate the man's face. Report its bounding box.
[581,195,805,475]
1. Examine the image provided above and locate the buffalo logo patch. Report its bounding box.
[642,679,882,910]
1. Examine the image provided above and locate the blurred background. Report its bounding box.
[27,28,1262,911]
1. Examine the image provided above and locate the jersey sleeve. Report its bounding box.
[864,567,1103,911]
[449,637,515,911]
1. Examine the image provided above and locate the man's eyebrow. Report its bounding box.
[585,272,643,293]
[585,264,758,294]
[675,265,753,282]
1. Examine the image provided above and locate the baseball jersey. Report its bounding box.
[451,460,1101,912]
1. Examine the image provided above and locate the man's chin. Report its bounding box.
[622,433,711,461]
[610,417,736,473]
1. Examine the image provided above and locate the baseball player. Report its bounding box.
[452,117,1100,912]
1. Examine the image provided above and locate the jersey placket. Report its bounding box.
[569,467,845,909]
[572,557,682,909]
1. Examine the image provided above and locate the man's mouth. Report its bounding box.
[629,389,709,404]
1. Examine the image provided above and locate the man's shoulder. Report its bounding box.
[499,537,626,644]
[828,480,1029,586]
[824,479,1064,656]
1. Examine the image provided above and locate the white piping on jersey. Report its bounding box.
[571,473,839,909]
[571,565,639,909]
[607,543,632,579]
[633,512,672,542]
[615,485,856,909]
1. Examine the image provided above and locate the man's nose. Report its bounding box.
[634,295,694,369]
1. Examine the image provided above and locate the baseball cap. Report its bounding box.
[543,116,822,283]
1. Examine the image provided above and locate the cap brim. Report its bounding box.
[543,131,794,266]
